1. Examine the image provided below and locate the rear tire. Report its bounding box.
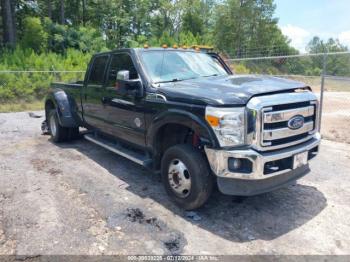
[48,109,69,143]
[68,126,80,140]
[161,144,213,210]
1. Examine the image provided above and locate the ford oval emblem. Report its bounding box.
[288,115,304,130]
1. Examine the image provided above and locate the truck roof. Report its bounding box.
[93,47,214,57]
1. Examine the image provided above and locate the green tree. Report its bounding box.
[181,0,204,36]
[43,17,106,53]
[213,0,292,58]
[21,17,48,52]
[307,36,349,76]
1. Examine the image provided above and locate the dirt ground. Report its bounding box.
[0,111,350,257]
[320,92,350,144]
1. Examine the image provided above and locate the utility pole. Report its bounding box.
[319,53,327,132]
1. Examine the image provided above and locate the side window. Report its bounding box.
[107,53,138,86]
[88,55,109,85]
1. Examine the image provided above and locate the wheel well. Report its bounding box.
[154,123,199,169]
[45,100,55,120]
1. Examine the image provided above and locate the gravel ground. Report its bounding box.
[0,111,350,256]
[320,92,350,144]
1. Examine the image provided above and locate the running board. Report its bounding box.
[84,134,152,167]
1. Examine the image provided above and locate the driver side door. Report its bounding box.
[103,52,146,147]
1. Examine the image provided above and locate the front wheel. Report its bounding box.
[161,144,213,210]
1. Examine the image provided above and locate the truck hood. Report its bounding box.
[157,75,308,106]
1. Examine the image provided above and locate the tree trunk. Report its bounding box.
[10,0,16,40]
[1,0,16,47]
[47,0,52,19]
[82,0,86,26]
[60,0,65,24]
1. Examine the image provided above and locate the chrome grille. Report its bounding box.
[246,91,319,151]
[261,101,317,147]
[264,105,314,123]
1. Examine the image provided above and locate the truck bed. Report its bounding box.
[50,81,84,122]
[51,81,84,90]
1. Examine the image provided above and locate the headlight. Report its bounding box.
[205,106,245,147]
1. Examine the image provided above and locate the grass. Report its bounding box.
[0,100,44,113]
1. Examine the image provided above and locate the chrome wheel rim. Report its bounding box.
[168,159,191,198]
[50,114,57,137]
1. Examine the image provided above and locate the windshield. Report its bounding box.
[140,50,228,83]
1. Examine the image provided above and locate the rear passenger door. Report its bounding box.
[82,55,110,130]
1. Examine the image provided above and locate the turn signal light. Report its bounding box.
[206,115,220,127]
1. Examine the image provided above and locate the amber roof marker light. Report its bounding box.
[173,44,178,49]
[143,44,149,49]
[162,44,168,48]
[191,45,214,52]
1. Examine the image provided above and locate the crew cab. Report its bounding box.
[43,47,320,210]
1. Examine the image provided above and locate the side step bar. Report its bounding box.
[84,134,152,167]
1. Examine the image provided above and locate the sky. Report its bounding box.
[275,0,350,52]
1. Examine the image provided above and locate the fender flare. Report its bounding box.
[45,89,80,128]
[146,109,220,151]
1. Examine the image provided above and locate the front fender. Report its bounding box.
[146,109,220,150]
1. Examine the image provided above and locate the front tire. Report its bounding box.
[161,144,213,210]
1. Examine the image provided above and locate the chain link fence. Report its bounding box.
[1,52,350,143]
[226,51,350,143]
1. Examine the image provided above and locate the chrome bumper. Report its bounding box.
[205,133,321,180]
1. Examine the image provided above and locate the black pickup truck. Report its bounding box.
[43,47,320,210]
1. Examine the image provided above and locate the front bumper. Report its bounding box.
[205,133,321,195]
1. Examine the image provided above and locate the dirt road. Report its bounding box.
[0,111,350,256]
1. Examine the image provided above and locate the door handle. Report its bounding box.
[111,98,135,106]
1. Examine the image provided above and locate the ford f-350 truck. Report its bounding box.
[43,47,320,210]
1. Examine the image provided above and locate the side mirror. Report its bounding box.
[116,70,143,98]
[117,70,130,81]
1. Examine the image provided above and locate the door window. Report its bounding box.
[88,55,109,85]
[107,53,138,87]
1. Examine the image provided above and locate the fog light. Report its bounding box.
[228,157,253,174]
[233,159,241,170]
[228,158,242,171]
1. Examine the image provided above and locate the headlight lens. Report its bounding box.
[205,106,245,147]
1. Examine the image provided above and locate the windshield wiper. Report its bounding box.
[155,76,197,84]
[202,74,219,78]
[155,78,182,84]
